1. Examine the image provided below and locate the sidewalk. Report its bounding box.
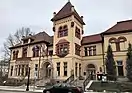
[0,86,44,93]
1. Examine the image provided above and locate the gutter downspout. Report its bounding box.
[101,33,105,74]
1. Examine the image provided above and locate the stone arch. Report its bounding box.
[109,37,117,43]
[85,63,96,79]
[58,26,62,31]
[63,25,68,30]
[118,36,127,42]
[40,61,53,79]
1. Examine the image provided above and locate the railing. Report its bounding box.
[72,76,85,86]
[83,75,91,91]
[63,75,74,84]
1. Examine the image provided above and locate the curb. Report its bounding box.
[0,89,42,93]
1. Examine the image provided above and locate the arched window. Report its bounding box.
[59,26,62,31]
[58,25,68,38]
[109,37,117,43]
[13,51,16,60]
[118,36,127,42]
[16,50,19,59]
[32,45,40,57]
[109,36,127,51]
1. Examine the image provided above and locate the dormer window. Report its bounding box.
[56,39,69,57]
[58,25,68,38]
[23,39,28,44]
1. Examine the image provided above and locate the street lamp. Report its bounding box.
[26,66,30,91]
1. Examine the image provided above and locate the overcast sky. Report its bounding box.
[0,0,132,58]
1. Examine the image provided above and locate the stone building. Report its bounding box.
[8,1,132,82]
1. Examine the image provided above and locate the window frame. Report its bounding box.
[56,42,69,57]
[58,25,68,38]
[63,62,67,76]
[22,47,28,58]
[75,43,81,56]
[57,62,60,76]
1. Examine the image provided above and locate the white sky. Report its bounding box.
[0,0,132,58]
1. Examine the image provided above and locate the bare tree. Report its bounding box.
[2,27,34,60]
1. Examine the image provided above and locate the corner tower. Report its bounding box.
[51,1,85,80]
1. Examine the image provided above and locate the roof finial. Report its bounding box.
[68,0,70,2]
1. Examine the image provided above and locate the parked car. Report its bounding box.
[43,83,83,93]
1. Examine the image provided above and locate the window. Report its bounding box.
[10,66,13,76]
[56,43,69,57]
[23,39,28,44]
[32,45,39,57]
[75,63,78,77]
[75,43,81,56]
[109,36,127,51]
[84,46,96,56]
[13,50,19,60]
[84,47,88,56]
[25,65,29,76]
[58,25,68,38]
[79,64,81,76]
[117,60,124,76]
[35,64,38,78]
[35,64,38,71]
[18,65,21,76]
[75,27,81,39]
[15,65,18,76]
[93,46,96,55]
[13,51,15,60]
[49,50,53,56]
[57,62,60,76]
[22,47,28,57]
[64,62,67,76]
[88,47,92,56]
[21,65,24,76]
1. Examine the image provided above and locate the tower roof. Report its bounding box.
[51,1,85,25]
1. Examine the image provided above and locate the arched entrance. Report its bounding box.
[41,62,52,78]
[86,64,96,80]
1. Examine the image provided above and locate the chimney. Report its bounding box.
[53,12,56,16]
[29,34,32,37]
[81,16,83,19]
[22,36,25,38]
[71,6,74,12]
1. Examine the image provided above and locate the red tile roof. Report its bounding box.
[103,20,132,34]
[51,1,85,25]
[81,34,102,45]
[10,31,53,49]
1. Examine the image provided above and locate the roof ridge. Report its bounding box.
[51,1,85,25]
[117,19,132,23]
[83,33,101,38]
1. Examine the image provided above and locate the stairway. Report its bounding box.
[73,79,85,87]
[35,78,51,86]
